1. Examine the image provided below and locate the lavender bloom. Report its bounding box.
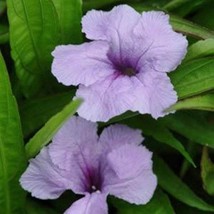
[20,116,157,214]
[52,5,188,122]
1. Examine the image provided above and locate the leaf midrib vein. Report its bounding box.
[21,0,45,74]
[0,66,12,214]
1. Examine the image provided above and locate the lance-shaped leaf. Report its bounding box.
[0,1,6,16]
[201,147,214,195]
[0,24,9,44]
[160,112,214,148]
[132,4,214,40]
[184,39,214,62]
[7,0,82,97]
[20,91,73,138]
[0,53,26,213]
[163,0,200,11]
[166,94,214,112]
[170,15,214,39]
[154,156,214,212]
[83,0,121,12]
[123,115,195,166]
[26,198,59,214]
[52,0,82,44]
[25,99,82,159]
[170,58,214,99]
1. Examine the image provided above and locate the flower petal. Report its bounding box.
[82,4,140,41]
[76,75,142,122]
[19,147,72,199]
[82,5,142,68]
[64,193,108,214]
[48,116,103,194]
[104,144,157,204]
[99,124,144,152]
[110,170,157,205]
[107,144,153,179]
[135,71,177,119]
[134,11,188,72]
[52,41,114,86]
[49,116,98,170]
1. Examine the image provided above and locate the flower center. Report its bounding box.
[90,185,101,193]
[85,167,102,193]
[122,67,136,77]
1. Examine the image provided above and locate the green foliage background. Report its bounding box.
[0,0,214,213]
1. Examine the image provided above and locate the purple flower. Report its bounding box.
[20,116,157,214]
[51,5,188,122]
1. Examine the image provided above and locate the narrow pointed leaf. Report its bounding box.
[201,147,214,195]
[106,115,194,166]
[20,91,73,137]
[170,58,214,99]
[125,116,195,166]
[7,0,82,96]
[26,198,58,214]
[140,116,195,166]
[52,0,82,44]
[160,112,214,148]
[163,0,195,11]
[0,25,9,44]
[154,156,214,212]
[132,4,214,40]
[167,94,214,112]
[0,1,6,15]
[83,0,121,12]
[185,39,214,62]
[170,15,214,39]
[0,53,26,214]
[7,0,59,96]
[99,111,138,127]
[25,99,82,159]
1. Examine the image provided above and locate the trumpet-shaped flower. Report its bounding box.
[20,116,157,214]
[52,5,187,122]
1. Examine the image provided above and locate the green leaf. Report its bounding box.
[0,24,9,44]
[179,142,198,178]
[26,198,59,214]
[111,189,174,214]
[175,202,214,214]
[20,91,73,138]
[191,1,214,30]
[83,0,121,12]
[160,112,214,148]
[163,0,205,17]
[103,114,194,166]
[142,116,195,166]
[154,156,214,212]
[170,15,214,39]
[7,0,82,97]
[163,0,199,11]
[185,39,214,62]
[7,0,59,96]
[0,32,9,44]
[167,94,214,112]
[102,113,196,167]
[132,4,214,40]
[0,53,26,213]
[52,0,82,44]
[0,1,6,16]
[170,58,214,99]
[201,147,214,195]
[99,111,138,127]
[124,115,195,166]
[25,99,82,159]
